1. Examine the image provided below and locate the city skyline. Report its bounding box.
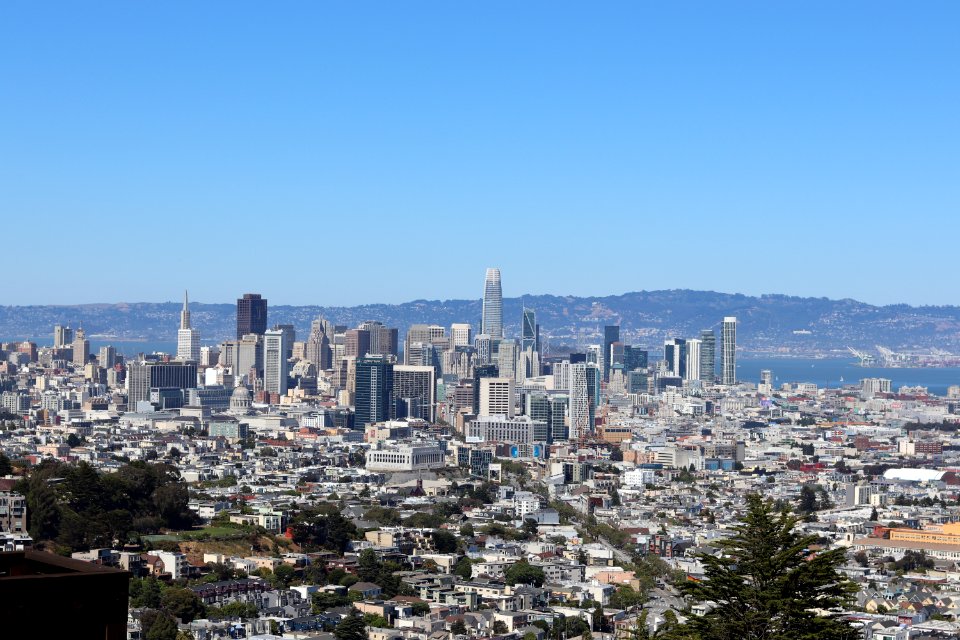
[2,3,959,307]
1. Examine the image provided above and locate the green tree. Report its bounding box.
[141,610,178,640]
[797,485,819,514]
[411,602,431,616]
[609,585,644,610]
[677,494,857,639]
[364,614,390,628]
[130,577,164,609]
[592,603,606,632]
[460,522,475,537]
[161,587,206,623]
[0,452,12,476]
[272,563,295,588]
[453,556,473,580]
[504,559,545,587]
[432,529,458,553]
[334,615,368,640]
[493,620,509,634]
[451,620,468,635]
[312,591,351,612]
[358,548,381,582]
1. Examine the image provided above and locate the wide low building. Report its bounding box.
[852,522,960,561]
[365,443,446,472]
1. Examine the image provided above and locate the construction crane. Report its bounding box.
[847,347,875,367]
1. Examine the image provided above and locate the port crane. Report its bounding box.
[847,347,875,367]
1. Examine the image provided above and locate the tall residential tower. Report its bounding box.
[721,316,737,385]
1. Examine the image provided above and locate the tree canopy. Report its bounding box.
[677,494,857,640]
[18,460,195,551]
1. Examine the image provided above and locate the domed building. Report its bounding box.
[229,384,252,415]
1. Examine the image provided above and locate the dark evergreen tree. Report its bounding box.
[334,615,368,640]
[678,494,857,639]
[797,485,818,514]
[0,453,13,476]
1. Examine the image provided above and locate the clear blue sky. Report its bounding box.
[2,2,958,307]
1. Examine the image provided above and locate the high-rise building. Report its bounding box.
[263,328,291,397]
[521,308,539,353]
[553,360,571,391]
[53,325,73,349]
[603,325,620,382]
[518,347,540,380]
[355,355,394,427]
[176,291,200,362]
[482,268,503,339]
[498,340,518,382]
[98,345,116,369]
[200,345,219,367]
[72,328,89,367]
[221,333,263,384]
[359,321,398,357]
[623,346,648,371]
[699,329,716,383]
[236,293,267,339]
[663,338,687,378]
[721,317,737,385]
[472,363,499,414]
[344,329,370,359]
[127,360,198,411]
[685,338,701,382]
[306,318,332,369]
[569,363,590,440]
[479,376,514,417]
[451,323,473,348]
[393,365,436,422]
[474,334,492,365]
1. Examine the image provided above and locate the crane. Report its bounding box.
[847,347,875,367]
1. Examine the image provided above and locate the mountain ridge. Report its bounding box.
[2,289,959,355]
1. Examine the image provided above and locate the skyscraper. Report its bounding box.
[98,345,116,369]
[721,316,737,385]
[603,325,620,382]
[355,355,393,427]
[393,365,436,421]
[699,329,716,383]
[663,338,687,378]
[521,308,539,353]
[72,328,89,367]
[685,338,701,382]
[498,339,518,382]
[53,325,73,349]
[472,363,499,414]
[569,362,590,440]
[481,268,503,340]
[236,293,267,339]
[306,318,332,370]
[451,323,473,348]
[474,334,492,365]
[263,328,291,397]
[345,329,371,359]
[479,376,514,417]
[177,291,200,362]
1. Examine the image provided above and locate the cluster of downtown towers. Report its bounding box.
[156,269,737,438]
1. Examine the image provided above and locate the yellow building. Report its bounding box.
[889,522,960,545]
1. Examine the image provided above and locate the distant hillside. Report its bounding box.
[3,290,960,355]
